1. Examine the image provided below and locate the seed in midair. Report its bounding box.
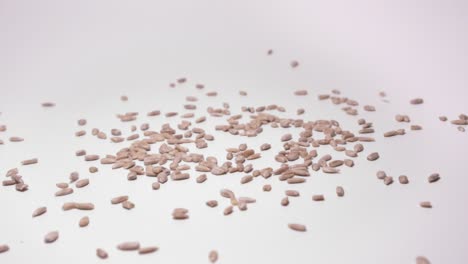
[117,241,140,251]
[44,231,59,243]
[75,178,89,188]
[376,171,386,180]
[384,176,394,185]
[79,216,90,227]
[21,158,38,166]
[288,223,306,232]
[263,184,272,192]
[172,208,189,220]
[428,173,440,183]
[122,201,135,210]
[281,197,289,206]
[206,200,218,208]
[398,175,409,184]
[312,194,325,201]
[32,206,47,217]
[0,244,9,253]
[223,206,233,216]
[419,201,432,208]
[367,152,380,161]
[290,61,299,68]
[139,246,159,254]
[209,250,218,263]
[410,98,424,105]
[336,186,345,197]
[285,190,300,197]
[415,256,431,264]
[96,248,108,259]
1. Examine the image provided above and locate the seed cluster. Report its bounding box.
[1,52,463,264]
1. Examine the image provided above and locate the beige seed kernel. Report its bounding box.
[415,256,431,264]
[96,248,108,259]
[410,98,424,105]
[223,206,233,215]
[281,197,289,206]
[56,182,68,189]
[32,206,47,217]
[122,201,135,210]
[285,190,300,197]
[209,250,219,263]
[111,195,129,204]
[172,208,189,220]
[206,200,218,207]
[312,194,325,201]
[420,201,432,208]
[263,184,272,192]
[336,186,345,197]
[55,188,74,197]
[117,241,140,251]
[79,216,89,227]
[139,246,159,254]
[288,223,306,232]
[196,174,207,183]
[428,173,440,183]
[367,152,380,161]
[21,158,38,165]
[0,244,9,253]
[75,178,89,188]
[44,231,59,243]
[398,175,409,184]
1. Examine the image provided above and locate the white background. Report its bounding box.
[1,0,467,263]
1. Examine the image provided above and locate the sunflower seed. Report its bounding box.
[96,248,108,259]
[376,171,386,180]
[367,152,380,161]
[75,150,86,156]
[206,200,218,207]
[21,158,38,165]
[122,201,135,210]
[336,186,344,197]
[285,190,300,197]
[410,98,424,105]
[312,194,325,201]
[62,202,94,211]
[398,175,409,184]
[111,196,128,204]
[209,250,218,263]
[55,188,74,196]
[84,155,99,161]
[139,246,158,254]
[75,178,89,188]
[428,173,440,183]
[44,231,59,243]
[0,244,9,253]
[117,241,140,251]
[288,223,306,232]
[196,174,207,183]
[290,61,299,68]
[415,256,431,264]
[240,175,253,184]
[281,197,289,206]
[223,206,233,215]
[172,208,189,219]
[79,216,89,227]
[32,206,47,217]
[419,201,432,208]
[384,176,394,185]
[9,137,24,142]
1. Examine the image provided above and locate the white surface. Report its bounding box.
[1,0,468,263]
